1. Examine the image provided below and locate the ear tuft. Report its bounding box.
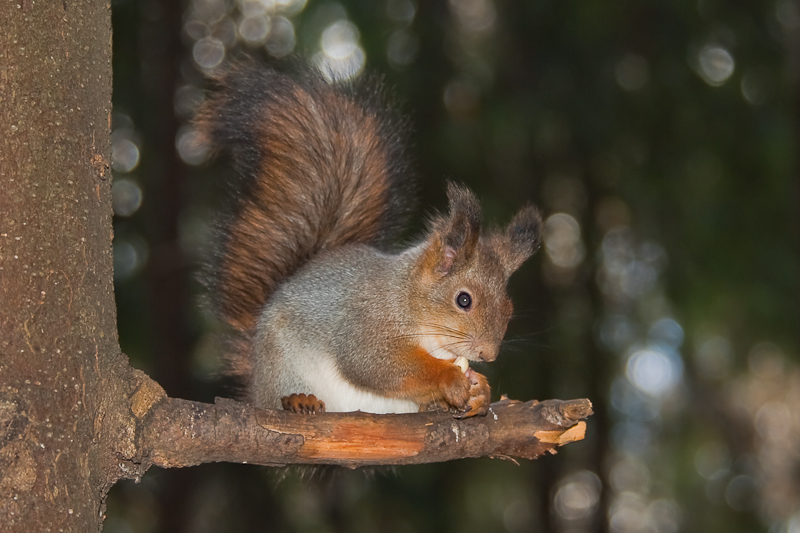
[445,182,482,239]
[420,182,483,277]
[441,182,482,268]
[500,205,542,275]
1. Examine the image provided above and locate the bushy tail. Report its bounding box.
[197,62,413,355]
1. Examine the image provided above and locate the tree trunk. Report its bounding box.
[0,2,592,531]
[0,0,124,530]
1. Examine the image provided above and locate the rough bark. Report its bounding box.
[0,0,122,530]
[130,382,592,470]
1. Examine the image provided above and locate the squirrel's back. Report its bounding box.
[198,63,413,337]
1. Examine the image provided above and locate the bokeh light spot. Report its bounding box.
[316,20,365,81]
[544,213,585,268]
[740,68,771,105]
[626,346,683,397]
[193,36,226,69]
[648,318,683,349]
[386,0,416,23]
[725,475,756,511]
[113,235,149,281]
[275,0,307,16]
[176,125,211,166]
[191,0,228,25]
[387,29,419,69]
[237,0,273,18]
[443,78,480,116]
[448,0,496,33]
[111,138,140,173]
[695,44,735,86]
[265,16,295,57]
[174,84,205,119]
[112,179,143,217]
[321,19,360,59]
[238,15,271,45]
[554,471,602,521]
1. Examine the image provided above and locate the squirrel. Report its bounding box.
[197,61,542,418]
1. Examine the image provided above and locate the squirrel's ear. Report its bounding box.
[496,205,542,276]
[422,182,482,276]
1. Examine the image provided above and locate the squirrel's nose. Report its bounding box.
[477,346,498,362]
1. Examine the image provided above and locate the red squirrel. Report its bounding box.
[197,62,542,418]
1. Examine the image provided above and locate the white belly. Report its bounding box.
[289,351,419,414]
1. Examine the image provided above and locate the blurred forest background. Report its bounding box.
[106,0,800,531]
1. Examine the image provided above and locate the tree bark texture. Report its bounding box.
[132,387,592,470]
[0,1,122,530]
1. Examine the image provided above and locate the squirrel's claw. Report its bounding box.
[438,364,491,418]
[453,368,491,419]
[282,393,326,414]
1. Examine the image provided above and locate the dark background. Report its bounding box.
[106,0,800,531]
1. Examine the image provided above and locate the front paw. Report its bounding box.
[281,393,326,414]
[438,365,471,413]
[453,368,490,419]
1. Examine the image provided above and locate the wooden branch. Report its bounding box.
[133,384,592,470]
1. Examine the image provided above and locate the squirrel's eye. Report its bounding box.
[456,291,472,310]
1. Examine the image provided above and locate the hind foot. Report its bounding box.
[281,393,326,414]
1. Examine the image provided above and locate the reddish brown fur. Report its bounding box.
[197,64,412,389]
[378,346,492,417]
[381,347,471,406]
[212,85,392,332]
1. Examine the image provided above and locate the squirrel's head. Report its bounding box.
[410,182,542,363]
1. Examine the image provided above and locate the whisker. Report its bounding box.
[510,306,548,319]
[499,336,553,353]
[391,332,466,341]
[416,322,469,338]
[428,339,472,357]
[502,335,545,345]
[508,320,559,336]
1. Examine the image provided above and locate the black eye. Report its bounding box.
[456,291,472,310]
